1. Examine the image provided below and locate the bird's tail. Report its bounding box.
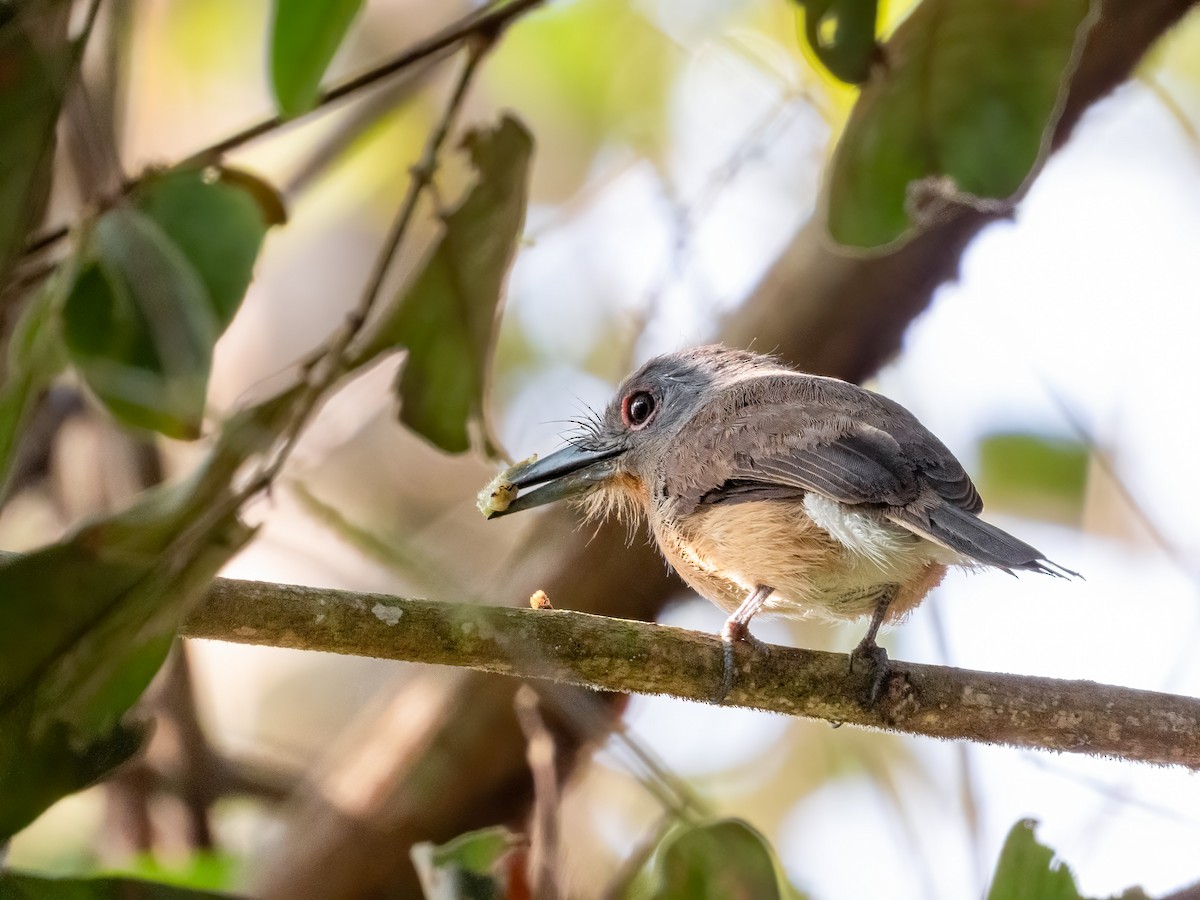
[892,503,1080,578]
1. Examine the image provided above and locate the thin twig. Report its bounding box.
[600,815,673,900]
[635,91,807,342]
[181,0,540,167]
[6,259,56,295]
[180,576,1200,770]
[515,686,561,900]
[238,36,492,502]
[520,679,706,825]
[280,49,452,199]
[5,0,105,269]
[1141,71,1200,156]
[63,0,125,203]
[20,0,545,260]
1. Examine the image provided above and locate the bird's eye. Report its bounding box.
[621,391,656,430]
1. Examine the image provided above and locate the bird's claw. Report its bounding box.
[849,639,891,707]
[716,621,770,704]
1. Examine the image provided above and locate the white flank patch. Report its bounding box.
[802,493,920,574]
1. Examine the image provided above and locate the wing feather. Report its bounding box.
[702,425,919,508]
[890,504,1079,577]
[668,372,1070,575]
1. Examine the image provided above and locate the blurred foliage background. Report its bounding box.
[4,0,1200,897]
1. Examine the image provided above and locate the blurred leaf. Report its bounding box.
[62,167,280,438]
[985,819,1081,900]
[364,114,533,456]
[431,827,523,874]
[792,0,879,84]
[0,481,253,838]
[0,367,299,837]
[827,0,1096,248]
[0,1,73,290]
[0,268,69,499]
[412,826,522,900]
[212,168,289,229]
[0,711,147,845]
[119,851,243,893]
[978,431,1088,523]
[133,167,285,326]
[648,819,786,900]
[269,0,363,117]
[0,381,302,838]
[0,870,238,899]
[63,210,218,438]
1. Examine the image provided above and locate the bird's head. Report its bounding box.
[482,345,774,521]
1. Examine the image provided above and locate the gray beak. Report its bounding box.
[487,443,624,518]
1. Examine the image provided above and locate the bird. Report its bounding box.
[481,345,1077,703]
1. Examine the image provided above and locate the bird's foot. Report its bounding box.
[716,620,770,704]
[849,637,890,707]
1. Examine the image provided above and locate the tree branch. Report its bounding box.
[180,577,1200,770]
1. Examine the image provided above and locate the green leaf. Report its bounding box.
[0,870,238,899]
[63,210,218,438]
[363,114,533,456]
[792,0,879,84]
[977,431,1088,523]
[985,819,1082,900]
[431,827,523,875]
[0,708,147,846]
[62,167,280,438]
[134,167,284,327]
[0,477,254,838]
[649,819,784,900]
[0,2,73,290]
[0,268,70,500]
[117,851,243,893]
[827,0,1096,249]
[412,826,522,900]
[269,0,364,117]
[0,375,300,838]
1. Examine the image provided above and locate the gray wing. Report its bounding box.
[698,425,923,507]
[680,382,1072,577]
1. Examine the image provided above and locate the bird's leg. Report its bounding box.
[850,587,895,706]
[716,584,774,704]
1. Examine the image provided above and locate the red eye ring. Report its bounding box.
[621,391,656,430]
